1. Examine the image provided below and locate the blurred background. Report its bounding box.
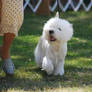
[24,0,92,15]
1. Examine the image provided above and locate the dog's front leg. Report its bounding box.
[42,56,54,75]
[54,60,64,76]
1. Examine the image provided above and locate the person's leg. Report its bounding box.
[1,33,15,75]
[1,33,15,60]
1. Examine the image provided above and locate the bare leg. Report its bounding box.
[1,33,15,60]
[0,33,15,75]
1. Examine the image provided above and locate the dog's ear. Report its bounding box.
[55,12,59,18]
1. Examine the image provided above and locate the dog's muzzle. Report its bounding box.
[49,30,56,41]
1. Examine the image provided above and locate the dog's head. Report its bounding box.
[42,12,73,44]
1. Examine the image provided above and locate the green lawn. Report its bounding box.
[0,11,92,92]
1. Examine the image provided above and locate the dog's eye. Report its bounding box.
[58,28,62,31]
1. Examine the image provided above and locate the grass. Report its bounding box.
[0,11,92,92]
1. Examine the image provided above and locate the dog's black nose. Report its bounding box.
[49,30,54,34]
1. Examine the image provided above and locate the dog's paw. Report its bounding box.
[59,71,64,76]
[54,70,64,76]
[42,57,54,75]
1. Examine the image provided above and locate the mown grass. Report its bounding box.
[0,11,92,92]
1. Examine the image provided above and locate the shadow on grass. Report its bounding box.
[0,65,92,91]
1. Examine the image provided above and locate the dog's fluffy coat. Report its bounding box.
[34,13,73,76]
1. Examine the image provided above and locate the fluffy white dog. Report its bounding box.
[34,12,73,76]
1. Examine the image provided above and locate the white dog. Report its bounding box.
[34,12,73,76]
